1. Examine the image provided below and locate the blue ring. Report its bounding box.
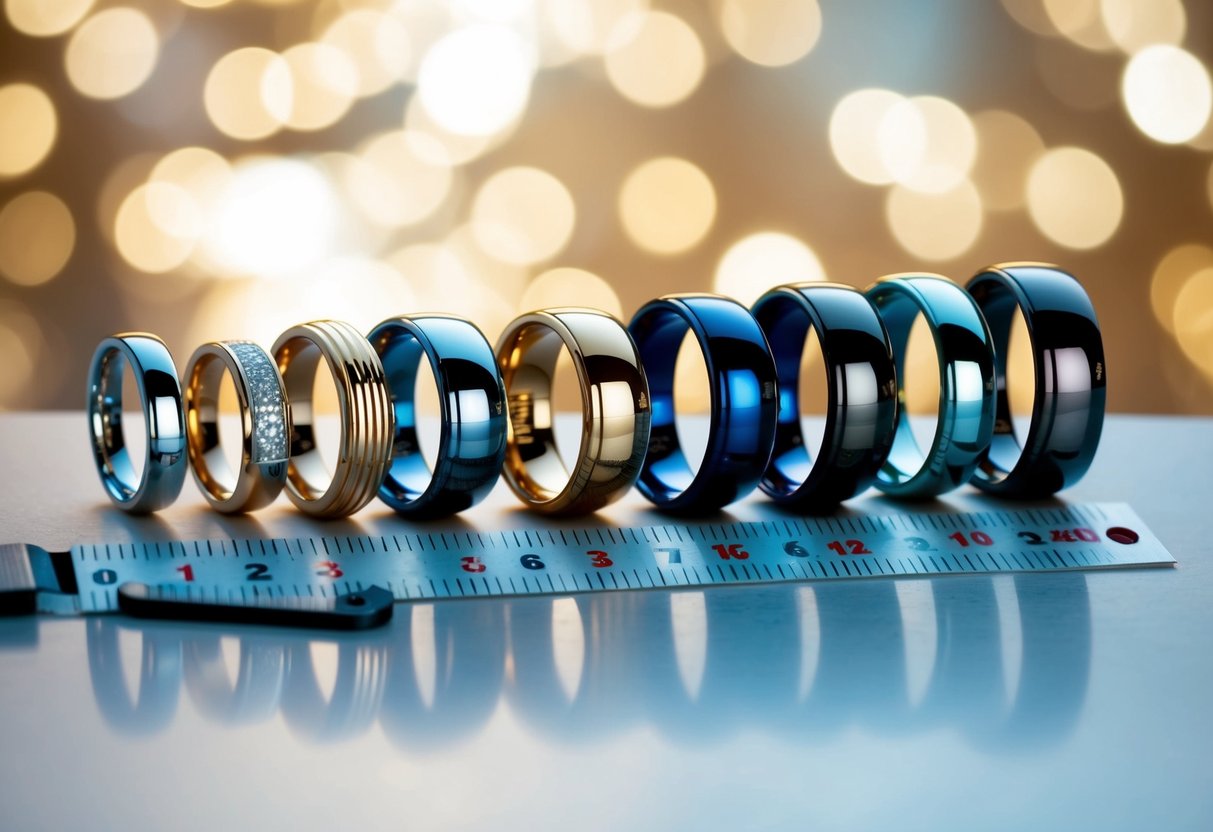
[368,314,507,518]
[966,263,1105,496]
[628,294,778,513]
[865,275,997,498]
[752,283,898,510]
[87,333,187,513]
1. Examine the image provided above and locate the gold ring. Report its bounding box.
[272,320,394,518]
[496,308,651,515]
[184,341,290,513]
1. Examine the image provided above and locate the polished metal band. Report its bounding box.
[866,274,997,498]
[628,293,778,513]
[752,282,898,510]
[183,341,289,514]
[368,314,508,518]
[272,320,394,519]
[496,308,651,516]
[966,263,1106,497]
[87,333,187,513]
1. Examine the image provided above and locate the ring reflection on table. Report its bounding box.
[752,282,898,511]
[628,293,778,513]
[272,320,394,519]
[865,274,997,498]
[86,332,187,514]
[966,263,1106,497]
[368,314,508,518]
[496,308,651,516]
[183,341,289,514]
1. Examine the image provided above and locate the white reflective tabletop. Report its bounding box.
[1,413,1210,831]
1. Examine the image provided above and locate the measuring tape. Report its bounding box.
[0,502,1173,627]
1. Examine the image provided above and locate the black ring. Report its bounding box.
[966,263,1106,497]
[751,282,898,510]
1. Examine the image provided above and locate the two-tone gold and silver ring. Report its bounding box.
[183,341,290,514]
[272,320,394,518]
[496,308,651,516]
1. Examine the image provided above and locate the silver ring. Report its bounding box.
[87,333,188,513]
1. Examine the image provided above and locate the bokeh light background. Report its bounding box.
[1,0,1212,413]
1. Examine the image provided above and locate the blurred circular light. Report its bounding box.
[322,10,411,97]
[1100,0,1185,54]
[829,88,911,185]
[1173,268,1213,378]
[547,0,648,55]
[0,192,75,287]
[150,146,232,223]
[456,0,534,22]
[970,110,1045,211]
[521,268,623,318]
[1044,0,1114,51]
[417,25,534,137]
[999,0,1057,37]
[0,84,57,178]
[5,0,94,36]
[276,42,358,132]
[115,183,198,274]
[1151,244,1213,333]
[719,0,821,67]
[604,11,705,108]
[885,180,983,261]
[345,130,452,228]
[203,158,338,278]
[402,94,498,166]
[1026,147,1123,249]
[618,157,716,255]
[714,232,824,306]
[885,95,977,194]
[471,167,575,265]
[65,8,160,100]
[204,47,290,141]
[179,0,231,7]
[1122,45,1212,145]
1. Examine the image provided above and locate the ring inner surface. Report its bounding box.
[97,347,139,498]
[277,336,334,498]
[636,309,696,498]
[379,328,434,503]
[189,352,239,500]
[974,280,1026,480]
[878,294,935,484]
[760,296,818,495]
[504,322,576,501]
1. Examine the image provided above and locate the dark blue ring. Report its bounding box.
[628,294,778,513]
[866,274,997,498]
[752,283,897,510]
[368,314,508,518]
[966,263,1105,497]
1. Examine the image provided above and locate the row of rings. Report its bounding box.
[87,262,1105,518]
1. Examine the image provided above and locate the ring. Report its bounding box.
[865,274,997,498]
[965,263,1106,496]
[751,283,898,510]
[183,341,289,514]
[627,294,778,512]
[496,308,650,515]
[87,333,187,513]
[368,314,508,518]
[272,320,394,519]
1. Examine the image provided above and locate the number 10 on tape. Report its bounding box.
[70,502,1174,613]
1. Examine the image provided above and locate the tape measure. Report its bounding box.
[0,502,1174,629]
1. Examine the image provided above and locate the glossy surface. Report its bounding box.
[867,275,997,498]
[753,283,897,510]
[183,341,289,514]
[628,294,778,513]
[967,264,1106,497]
[86,333,187,514]
[1,412,1210,831]
[272,321,394,519]
[496,308,651,515]
[369,315,508,519]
